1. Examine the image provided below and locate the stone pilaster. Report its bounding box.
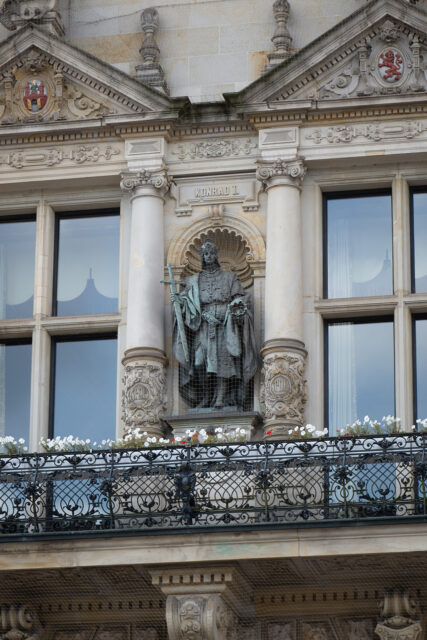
[375,588,423,640]
[0,0,64,36]
[120,166,171,438]
[151,568,251,640]
[256,157,307,440]
[0,604,42,640]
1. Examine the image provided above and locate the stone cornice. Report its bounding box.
[256,158,306,188]
[120,168,172,194]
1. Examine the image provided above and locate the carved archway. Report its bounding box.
[167,212,265,289]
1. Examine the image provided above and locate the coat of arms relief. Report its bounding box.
[0,47,116,124]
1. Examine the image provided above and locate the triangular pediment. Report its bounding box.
[231,0,427,111]
[0,24,184,126]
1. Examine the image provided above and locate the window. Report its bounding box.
[326,319,395,435]
[324,191,392,299]
[50,335,117,443]
[414,317,427,421]
[0,217,36,319]
[0,340,32,443]
[0,205,121,451]
[411,188,427,293]
[54,212,120,316]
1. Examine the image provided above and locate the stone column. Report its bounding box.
[151,567,249,640]
[257,158,307,440]
[120,168,171,438]
[375,587,423,640]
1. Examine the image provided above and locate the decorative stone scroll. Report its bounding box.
[0,604,41,640]
[256,159,306,189]
[0,0,64,36]
[136,8,168,95]
[120,168,172,196]
[375,588,423,640]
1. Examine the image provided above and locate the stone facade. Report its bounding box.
[0,0,426,638]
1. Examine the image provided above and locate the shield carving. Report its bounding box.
[23,79,48,113]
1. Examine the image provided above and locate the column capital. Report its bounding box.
[256,158,306,189]
[120,168,172,196]
[375,588,423,640]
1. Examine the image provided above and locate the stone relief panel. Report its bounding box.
[171,138,257,162]
[260,352,307,428]
[270,17,427,104]
[172,175,261,217]
[121,362,167,432]
[0,143,122,171]
[304,120,426,146]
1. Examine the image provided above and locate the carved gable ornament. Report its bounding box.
[0,24,178,126]
[237,0,427,109]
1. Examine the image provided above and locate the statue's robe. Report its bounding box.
[172,268,258,408]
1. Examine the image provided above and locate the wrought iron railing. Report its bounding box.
[0,434,426,539]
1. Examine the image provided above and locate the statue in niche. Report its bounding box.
[170,240,257,411]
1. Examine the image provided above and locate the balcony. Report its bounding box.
[0,433,426,540]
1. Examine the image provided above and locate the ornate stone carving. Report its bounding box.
[305,120,425,145]
[267,623,295,640]
[260,349,307,438]
[166,595,237,640]
[120,169,172,195]
[0,0,64,36]
[263,0,293,74]
[375,588,423,640]
[348,619,373,640]
[379,19,400,44]
[136,8,168,95]
[3,144,120,169]
[121,361,166,436]
[256,159,306,188]
[172,138,257,161]
[0,605,41,640]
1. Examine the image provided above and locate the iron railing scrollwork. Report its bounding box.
[0,434,426,538]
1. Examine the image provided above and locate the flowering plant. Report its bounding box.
[287,425,329,440]
[0,436,28,455]
[336,415,406,437]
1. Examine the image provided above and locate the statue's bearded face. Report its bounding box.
[201,243,218,265]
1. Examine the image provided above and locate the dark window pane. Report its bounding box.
[415,319,427,419]
[0,343,31,442]
[328,321,394,435]
[52,337,116,443]
[0,220,35,319]
[56,215,119,316]
[326,194,392,298]
[412,192,427,292]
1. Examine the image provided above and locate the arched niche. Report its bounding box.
[167,212,265,289]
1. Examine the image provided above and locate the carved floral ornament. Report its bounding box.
[166,594,237,640]
[260,351,307,427]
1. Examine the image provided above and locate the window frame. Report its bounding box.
[322,188,393,300]
[52,208,120,317]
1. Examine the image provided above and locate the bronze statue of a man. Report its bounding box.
[171,240,257,410]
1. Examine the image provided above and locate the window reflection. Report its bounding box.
[327,320,395,435]
[326,194,392,299]
[55,213,119,316]
[415,319,427,419]
[412,192,427,293]
[0,342,31,442]
[0,219,36,319]
[52,336,117,443]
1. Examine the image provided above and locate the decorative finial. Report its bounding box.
[263,0,293,75]
[135,7,169,95]
[0,0,64,36]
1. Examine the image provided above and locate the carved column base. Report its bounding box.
[260,339,307,440]
[121,348,168,438]
[151,567,250,640]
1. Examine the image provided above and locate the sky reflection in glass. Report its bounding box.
[56,214,119,316]
[53,337,117,443]
[328,321,394,435]
[0,220,35,319]
[415,319,427,420]
[326,194,392,298]
[412,192,427,293]
[0,343,31,442]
